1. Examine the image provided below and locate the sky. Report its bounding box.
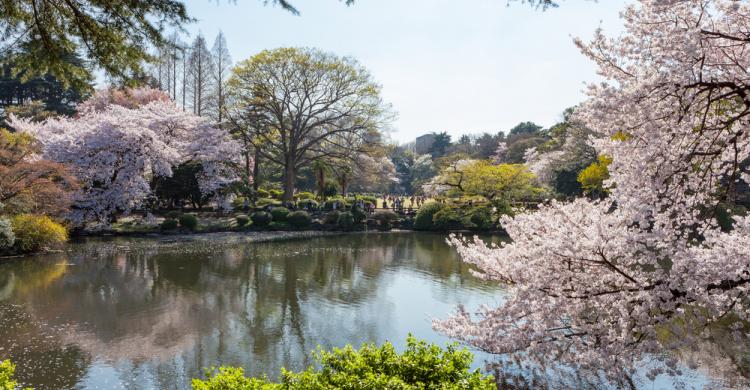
[182,0,627,143]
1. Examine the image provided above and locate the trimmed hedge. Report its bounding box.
[287,211,312,228]
[323,211,340,225]
[414,202,447,231]
[179,214,198,230]
[161,219,179,231]
[270,207,290,221]
[235,214,250,227]
[337,211,354,230]
[251,211,272,227]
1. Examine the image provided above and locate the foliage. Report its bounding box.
[337,211,354,230]
[295,192,316,200]
[323,211,340,225]
[438,1,750,386]
[577,155,612,197]
[0,360,25,390]
[414,202,447,231]
[256,189,270,199]
[351,206,367,224]
[191,336,494,390]
[323,182,338,197]
[432,207,460,231]
[463,206,494,231]
[10,214,67,253]
[160,218,179,231]
[10,88,242,225]
[298,199,319,209]
[373,210,399,231]
[235,215,250,227]
[251,211,272,227]
[227,47,389,200]
[270,207,290,221]
[0,128,78,218]
[269,189,284,200]
[424,160,541,203]
[256,198,281,208]
[178,214,198,230]
[287,211,312,228]
[153,161,211,209]
[0,218,14,251]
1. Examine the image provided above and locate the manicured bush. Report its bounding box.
[235,214,250,227]
[352,206,367,224]
[287,211,312,228]
[464,206,494,231]
[166,210,182,219]
[161,219,179,231]
[256,189,270,198]
[298,199,319,210]
[10,214,67,253]
[323,211,340,225]
[414,202,447,230]
[256,198,282,208]
[337,211,354,230]
[191,336,495,389]
[179,213,199,230]
[0,218,14,251]
[323,182,337,197]
[432,207,460,230]
[373,210,399,231]
[0,360,21,390]
[359,195,377,204]
[269,189,284,199]
[270,207,290,221]
[295,191,316,200]
[251,211,272,227]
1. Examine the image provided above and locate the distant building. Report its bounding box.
[415,133,436,155]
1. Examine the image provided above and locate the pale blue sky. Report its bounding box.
[183,0,627,143]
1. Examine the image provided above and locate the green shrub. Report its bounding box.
[269,189,284,199]
[166,210,182,219]
[0,218,14,251]
[161,219,179,231]
[0,360,22,390]
[295,191,315,200]
[352,206,367,224]
[359,195,377,204]
[414,202,447,230]
[464,206,494,231]
[337,211,354,230]
[287,211,312,228]
[298,199,319,209]
[270,207,290,221]
[256,198,282,208]
[432,207,460,230]
[251,211,272,227]
[323,182,337,197]
[10,214,67,253]
[323,211,340,224]
[256,189,270,198]
[191,336,495,390]
[373,210,399,231]
[179,214,199,230]
[235,214,250,227]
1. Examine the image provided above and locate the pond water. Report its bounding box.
[0,232,745,389]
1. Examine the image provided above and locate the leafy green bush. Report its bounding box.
[161,219,179,231]
[414,202,447,230]
[256,189,270,198]
[337,211,354,230]
[270,207,290,221]
[166,210,182,219]
[235,215,250,227]
[464,206,494,231]
[251,211,272,227]
[298,199,319,209]
[432,207,460,230]
[287,211,312,228]
[373,210,399,231]
[323,211,340,225]
[0,360,23,390]
[359,195,377,204]
[295,191,316,200]
[323,198,349,211]
[352,206,367,224]
[269,189,284,199]
[323,182,337,197]
[0,218,14,251]
[191,336,495,390]
[256,198,282,208]
[179,214,199,230]
[10,214,67,253]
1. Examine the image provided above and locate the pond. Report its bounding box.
[0,232,745,389]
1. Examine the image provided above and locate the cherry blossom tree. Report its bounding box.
[436,0,750,387]
[10,89,242,224]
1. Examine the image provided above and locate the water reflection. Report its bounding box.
[0,232,499,389]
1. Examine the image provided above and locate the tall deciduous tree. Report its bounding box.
[187,34,215,116]
[210,31,232,124]
[436,1,750,387]
[227,47,389,200]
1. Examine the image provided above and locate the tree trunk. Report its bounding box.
[283,163,296,201]
[252,147,260,191]
[316,166,326,201]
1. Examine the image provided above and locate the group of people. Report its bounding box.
[380,195,427,213]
